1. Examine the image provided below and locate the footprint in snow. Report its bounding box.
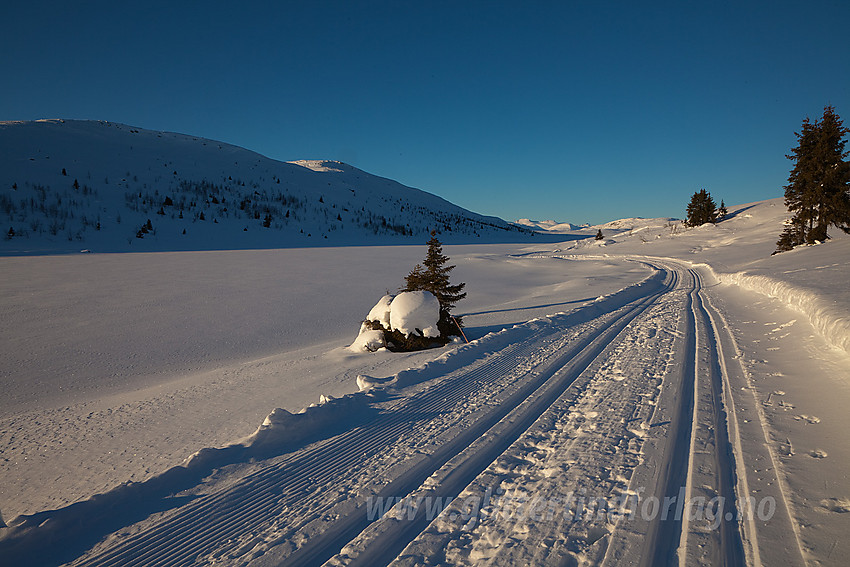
[795,415,821,424]
[820,498,850,513]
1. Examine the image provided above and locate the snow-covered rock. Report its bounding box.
[366,294,393,328]
[389,291,440,338]
[349,323,387,352]
[352,291,441,352]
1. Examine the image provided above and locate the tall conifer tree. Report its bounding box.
[777,106,850,252]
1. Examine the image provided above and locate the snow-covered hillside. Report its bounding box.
[0,120,537,254]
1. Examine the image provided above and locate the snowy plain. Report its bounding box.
[1,198,848,565]
[1,122,849,566]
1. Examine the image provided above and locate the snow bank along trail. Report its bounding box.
[707,266,850,355]
[0,257,802,566]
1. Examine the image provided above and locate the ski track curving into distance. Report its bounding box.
[601,262,805,567]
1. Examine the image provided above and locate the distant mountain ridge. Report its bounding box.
[0,119,535,254]
[515,218,586,232]
[515,215,680,235]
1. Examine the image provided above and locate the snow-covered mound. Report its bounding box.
[350,291,441,352]
[366,294,393,329]
[389,291,440,338]
[349,324,387,353]
[0,120,537,254]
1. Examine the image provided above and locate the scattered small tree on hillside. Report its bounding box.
[685,189,718,227]
[716,200,728,222]
[775,105,850,253]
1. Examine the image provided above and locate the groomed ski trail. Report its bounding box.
[602,261,805,567]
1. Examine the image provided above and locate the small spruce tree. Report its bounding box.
[402,231,467,337]
[717,200,728,222]
[595,229,603,240]
[775,216,807,253]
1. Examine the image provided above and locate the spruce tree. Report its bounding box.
[595,229,603,240]
[717,200,728,222]
[813,106,850,238]
[782,115,822,246]
[775,216,806,253]
[777,105,850,252]
[685,189,717,227]
[402,231,467,328]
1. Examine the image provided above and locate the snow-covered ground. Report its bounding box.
[1,197,849,566]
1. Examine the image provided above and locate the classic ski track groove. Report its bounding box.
[78,345,531,567]
[675,268,745,566]
[72,264,677,567]
[642,264,791,567]
[699,285,806,566]
[628,264,745,567]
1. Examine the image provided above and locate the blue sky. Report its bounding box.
[3,1,849,224]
